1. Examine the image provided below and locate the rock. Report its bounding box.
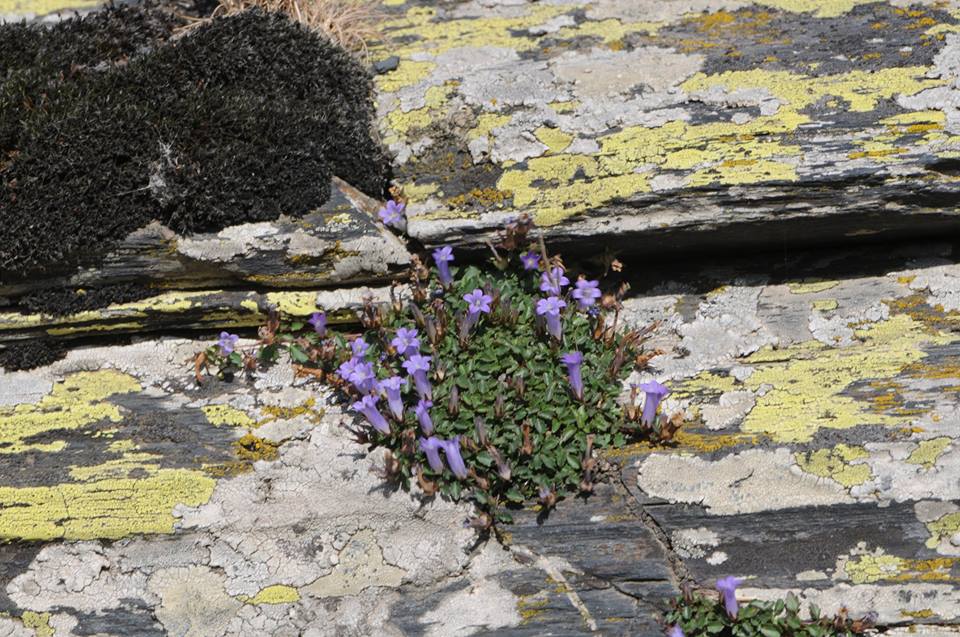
[375,0,960,255]
[0,178,409,344]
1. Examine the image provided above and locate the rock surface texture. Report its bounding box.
[1,0,960,636]
[376,0,960,255]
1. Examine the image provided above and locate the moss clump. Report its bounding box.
[0,339,67,372]
[1,8,391,283]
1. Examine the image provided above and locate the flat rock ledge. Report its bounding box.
[1,241,959,635]
[375,0,960,254]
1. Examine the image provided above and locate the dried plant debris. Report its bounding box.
[0,7,391,287]
[180,0,385,55]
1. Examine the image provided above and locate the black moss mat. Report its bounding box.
[0,6,391,304]
[0,339,67,371]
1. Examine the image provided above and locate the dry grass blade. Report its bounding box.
[177,0,384,55]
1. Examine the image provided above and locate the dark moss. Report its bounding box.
[1,8,391,288]
[17,283,155,316]
[0,339,67,371]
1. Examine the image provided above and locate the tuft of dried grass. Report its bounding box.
[177,0,384,55]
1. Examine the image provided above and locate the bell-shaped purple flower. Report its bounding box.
[668,626,685,637]
[433,246,455,286]
[218,331,240,356]
[414,399,434,434]
[572,278,601,309]
[419,436,445,473]
[440,436,468,479]
[715,576,743,618]
[391,327,420,358]
[338,358,360,382]
[520,251,540,271]
[378,199,406,228]
[539,267,570,295]
[536,296,567,340]
[378,376,405,420]
[640,380,670,426]
[307,311,327,336]
[349,361,377,394]
[463,288,493,333]
[402,354,433,400]
[350,338,369,359]
[351,395,390,434]
[560,351,584,400]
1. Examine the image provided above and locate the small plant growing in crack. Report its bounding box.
[196,214,680,525]
[665,577,877,636]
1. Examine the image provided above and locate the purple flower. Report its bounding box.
[560,351,584,400]
[349,361,377,394]
[536,296,567,340]
[639,380,670,426]
[572,278,601,309]
[419,436,445,473]
[715,576,743,618]
[520,251,540,271]
[539,267,570,295]
[668,626,685,637]
[338,358,360,382]
[402,354,433,400]
[433,246,455,286]
[414,399,434,434]
[378,376,405,420]
[350,338,369,359]
[391,327,420,358]
[308,311,327,336]
[439,436,468,479]
[217,331,240,356]
[351,395,390,435]
[464,289,493,315]
[378,199,406,228]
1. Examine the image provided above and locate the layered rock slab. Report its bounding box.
[0,179,410,346]
[615,240,960,627]
[375,0,960,254]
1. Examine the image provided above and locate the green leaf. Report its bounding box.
[288,345,309,364]
[759,627,780,637]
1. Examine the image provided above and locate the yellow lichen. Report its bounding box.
[234,433,280,462]
[0,0,100,15]
[0,370,141,454]
[840,551,956,584]
[905,437,952,469]
[244,585,301,605]
[0,468,215,542]
[202,404,257,428]
[788,279,840,294]
[740,314,956,442]
[375,59,436,92]
[534,126,574,154]
[263,292,320,316]
[21,611,54,637]
[258,398,325,426]
[553,17,660,43]
[926,512,960,551]
[795,444,872,487]
[755,0,895,18]
[681,67,943,114]
[812,299,839,311]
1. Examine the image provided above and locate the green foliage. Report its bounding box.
[201,221,667,522]
[372,263,632,513]
[666,589,876,637]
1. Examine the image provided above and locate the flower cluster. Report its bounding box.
[199,216,676,524]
